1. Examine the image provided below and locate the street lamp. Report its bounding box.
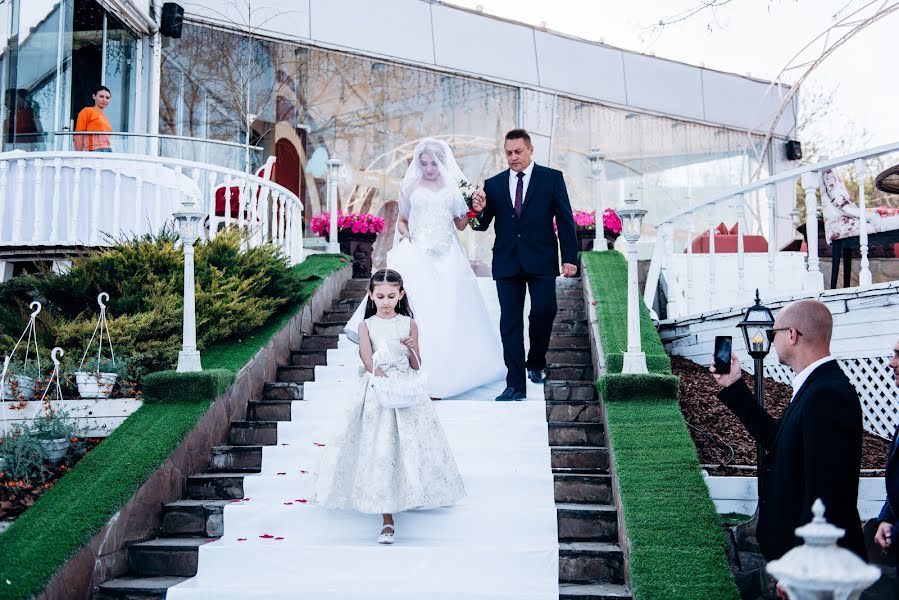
[174,196,205,372]
[326,158,342,254]
[736,289,775,473]
[618,193,648,374]
[587,149,606,251]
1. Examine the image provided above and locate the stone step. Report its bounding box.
[549,422,604,447]
[127,538,212,577]
[96,575,189,600]
[209,445,262,473]
[547,363,594,382]
[320,309,352,323]
[554,473,613,504]
[544,381,597,402]
[549,335,590,349]
[546,348,591,365]
[300,335,339,350]
[339,290,365,302]
[555,277,582,289]
[313,322,345,336]
[559,542,625,585]
[557,297,585,309]
[186,473,246,500]
[344,278,370,292]
[247,398,293,422]
[557,503,618,542]
[262,381,304,401]
[331,297,361,309]
[277,365,315,383]
[556,308,587,320]
[161,500,229,537]
[558,583,632,600]
[290,349,328,367]
[546,400,602,423]
[551,447,609,471]
[553,321,589,335]
[229,421,278,446]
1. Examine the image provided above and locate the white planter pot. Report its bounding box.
[1,374,36,400]
[75,372,118,399]
[38,438,70,464]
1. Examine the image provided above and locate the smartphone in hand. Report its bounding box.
[713,336,732,374]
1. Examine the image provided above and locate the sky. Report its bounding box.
[449,0,898,151]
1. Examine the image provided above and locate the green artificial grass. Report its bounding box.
[0,253,348,600]
[582,251,739,600]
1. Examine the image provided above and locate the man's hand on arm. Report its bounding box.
[471,189,486,214]
[876,521,893,551]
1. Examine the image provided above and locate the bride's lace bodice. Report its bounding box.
[407,186,463,257]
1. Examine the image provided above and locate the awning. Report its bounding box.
[96,0,159,35]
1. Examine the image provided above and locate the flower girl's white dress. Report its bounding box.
[313,314,465,514]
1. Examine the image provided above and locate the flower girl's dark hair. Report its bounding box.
[364,269,414,319]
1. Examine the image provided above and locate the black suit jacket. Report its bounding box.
[719,360,865,561]
[475,164,578,279]
[878,423,899,525]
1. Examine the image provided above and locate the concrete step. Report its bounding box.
[127,538,213,577]
[549,335,590,349]
[161,500,230,537]
[547,363,594,382]
[209,445,262,472]
[553,321,589,335]
[277,365,315,383]
[247,398,293,422]
[320,309,352,323]
[300,335,339,350]
[557,503,618,542]
[546,348,591,365]
[554,473,613,504]
[229,421,278,446]
[549,422,604,447]
[546,400,602,423]
[290,349,328,367]
[545,381,597,402]
[313,322,345,336]
[559,542,625,585]
[186,473,246,500]
[96,575,189,600]
[551,447,609,471]
[262,381,304,401]
[559,582,632,600]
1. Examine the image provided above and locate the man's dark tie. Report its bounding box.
[514,171,524,218]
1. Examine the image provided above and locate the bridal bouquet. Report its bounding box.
[459,180,481,229]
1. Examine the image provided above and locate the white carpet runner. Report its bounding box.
[167,280,558,599]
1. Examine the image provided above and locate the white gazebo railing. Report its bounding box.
[644,141,899,320]
[0,151,304,266]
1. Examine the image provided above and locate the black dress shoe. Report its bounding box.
[495,387,527,401]
[527,369,547,384]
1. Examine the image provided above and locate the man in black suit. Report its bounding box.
[874,338,899,553]
[470,129,578,401]
[712,299,865,561]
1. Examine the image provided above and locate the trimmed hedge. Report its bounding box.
[142,369,235,403]
[583,250,739,600]
[0,253,348,600]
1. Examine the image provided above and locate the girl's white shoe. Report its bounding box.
[378,523,396,545]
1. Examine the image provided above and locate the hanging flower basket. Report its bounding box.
[311,212,387,278]
[74,293,119,399]
[1,301,43,411]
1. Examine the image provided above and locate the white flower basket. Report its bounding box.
[0,373,36,400]
[38,438,71,464]
[74,371,119,399]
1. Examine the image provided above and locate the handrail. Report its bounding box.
[658,140,899,226]
[53,131,263,152]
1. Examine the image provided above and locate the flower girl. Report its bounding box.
[313,269,465,544]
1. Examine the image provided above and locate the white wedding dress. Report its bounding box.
[347,185,506,398]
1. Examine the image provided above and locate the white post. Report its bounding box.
[661,223,678,318]
[735,193,745,295]
[175,198,204,373]
[685,219,695,314]
[801,171,825,291]
[854,158,872,287]
[623,235,648,374]
[766,183,777,287]
[587,149,606,251]
[326,158,342,254]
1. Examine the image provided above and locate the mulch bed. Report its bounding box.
[673,355,889,476]
[0,438,102,521]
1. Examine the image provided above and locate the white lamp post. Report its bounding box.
[174,196,205,372]
[326,158,342,254]
[619,193,648,374]
[767,499,879,599]
[587,149,606,251]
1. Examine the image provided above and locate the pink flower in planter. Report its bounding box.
[602,208,622,234]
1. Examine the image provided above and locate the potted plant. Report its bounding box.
[560,208,623,252]
[0,426,50,482]
[30,409,80,465]
[602,208,623,248]
[1,356,40,401]
[310,212,388,278]
[74,356,119,399]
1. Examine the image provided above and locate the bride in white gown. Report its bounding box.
[347,139,505,398]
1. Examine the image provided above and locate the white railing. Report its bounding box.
[644,141,899,319]
[0,151,304,265]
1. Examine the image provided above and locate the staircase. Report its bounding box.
[96,277,631,599]
[552,277,631,600]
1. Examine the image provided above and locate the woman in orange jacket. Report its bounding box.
[74,86,112,152]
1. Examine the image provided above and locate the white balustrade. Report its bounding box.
[0,151,305,265]
[643,141,899,320]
